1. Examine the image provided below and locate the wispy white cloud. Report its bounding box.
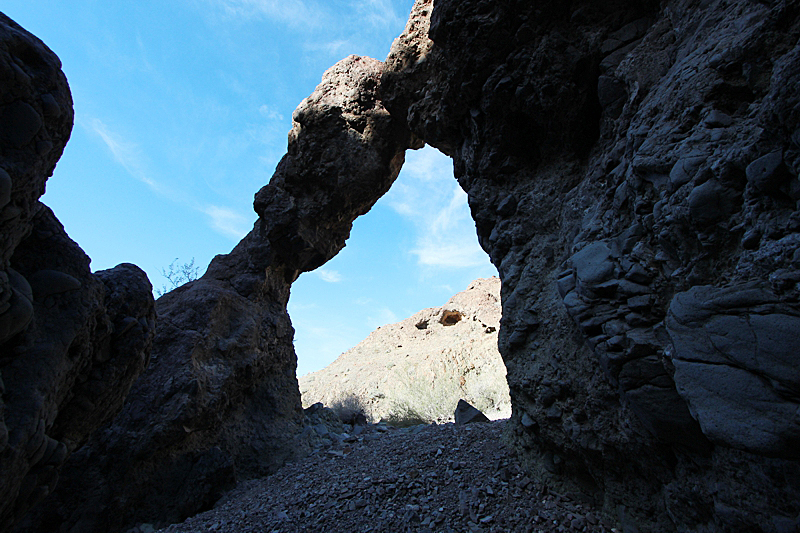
[201,205,252,240]
[399,144,454,183]
[326,39,351,57]
[316,268,342,283]
[82,114,256,242]
[302,39,352,59]
[134,32,154,73]
[204,0,326,28]
[204,0,405,32]
[385,145,488,270]
[412,238,488,268]
[259,104,284,121]
[287,300,318,312]
[351,0,406,32]
[84,117,165,191]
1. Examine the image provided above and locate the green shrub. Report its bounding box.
[155,258,200,297]
[381,355,510,426]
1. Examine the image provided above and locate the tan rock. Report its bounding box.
[300,277,510,425]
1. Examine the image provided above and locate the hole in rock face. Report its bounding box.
[440,310,463,326]
[289,146,499,382]
[290,145,511,420]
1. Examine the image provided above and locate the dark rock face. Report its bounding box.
[383,0,800,530]
[0,13,155,533]
[454,399,490,426]
[9,1,800,532]
[28,55,418,533]
[666,282,800,458]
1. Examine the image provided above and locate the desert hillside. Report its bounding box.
[300,277,510,424]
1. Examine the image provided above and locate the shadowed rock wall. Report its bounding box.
[382,0,800,531]
[23,55,419,533]
[0,13,155,532]
[10,1,800,531]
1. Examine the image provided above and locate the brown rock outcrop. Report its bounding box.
[0,13,155,532]
[300,277,510,424]
[382,0,800,530]
[27,55,419,533]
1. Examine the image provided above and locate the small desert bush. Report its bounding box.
[381,365,465,426]
[380,402,429,428]
[329,393,370,425]
[155,258,200,297]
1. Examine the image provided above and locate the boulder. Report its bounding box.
[666,283,800,458]
[746,150,788,193]
[454,399,490,426]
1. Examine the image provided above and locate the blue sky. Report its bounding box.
[3,0,497,376]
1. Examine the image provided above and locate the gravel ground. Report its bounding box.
[156,420,615,533]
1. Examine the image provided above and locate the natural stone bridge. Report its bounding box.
[2,0,800,531]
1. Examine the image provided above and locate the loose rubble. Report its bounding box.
[157,419,613,533]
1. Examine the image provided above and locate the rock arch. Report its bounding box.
[19,54,425,533]
[9,0,800,531]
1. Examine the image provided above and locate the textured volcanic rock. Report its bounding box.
[26,55,419,533]
[14,1,800,531]
[382,0,800,531]
[300,277,510,425]
[157,420,614,533]
[0,13,155,533]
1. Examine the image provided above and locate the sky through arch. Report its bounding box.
[289,145,497,376]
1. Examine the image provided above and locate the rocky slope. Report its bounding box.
[300,277,510,424]
[157,419,615,533]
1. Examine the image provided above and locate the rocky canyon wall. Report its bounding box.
[382,0,800,531]
[5,0,800,531]
[0,14,156,532]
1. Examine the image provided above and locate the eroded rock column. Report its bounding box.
[29,55,419,533]
[382,0,800,531]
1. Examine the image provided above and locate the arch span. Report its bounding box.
[32,0,800,531]
[32,54,422,533]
